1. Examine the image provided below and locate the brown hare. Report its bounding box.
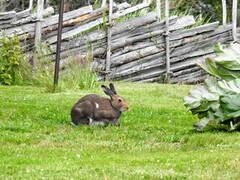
[71,83,128,126]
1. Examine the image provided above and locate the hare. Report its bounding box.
[71,83,128,126]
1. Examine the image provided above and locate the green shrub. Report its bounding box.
[0,35,23,85]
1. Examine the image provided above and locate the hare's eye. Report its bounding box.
[118,98,122,102]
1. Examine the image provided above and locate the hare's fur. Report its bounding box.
[71,83,128,126]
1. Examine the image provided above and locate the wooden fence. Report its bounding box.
[0,2,238,84]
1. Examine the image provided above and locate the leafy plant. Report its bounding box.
[0,35,23,85]
[197,43,240,81]
[184,43,240,131]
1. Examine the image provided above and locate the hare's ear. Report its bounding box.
[101,85,114,97]
[109,83,117,95]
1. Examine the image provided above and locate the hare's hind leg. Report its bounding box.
[71,101,93,125]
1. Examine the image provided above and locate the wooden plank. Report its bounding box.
[112,3,149,20]
[169,15,195,31]
[170,70,208,84]
[112,15,177,40]
[170,31,232,58]
[111,39,161,58]
[42,7,102,35]
[170,22,219,41]
[111,46,164,67]
[112,2,149,19]
[112,12,159,37]
[12,7,54,25]
[16,9,31,19]
[172,66,204,77]
[113,53,165,79]
[0,11,16,20]
[0,18,16,26]
[42,5,93,27]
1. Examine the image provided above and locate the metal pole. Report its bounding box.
[54,0,64,85]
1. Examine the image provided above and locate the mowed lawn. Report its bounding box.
[0,82,239,179]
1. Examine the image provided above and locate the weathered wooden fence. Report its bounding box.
[89,14,234,83]
[0,1,238,84]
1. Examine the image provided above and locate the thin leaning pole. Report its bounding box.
[54,0,64,86]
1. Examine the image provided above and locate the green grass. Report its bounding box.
[0,83,239,179]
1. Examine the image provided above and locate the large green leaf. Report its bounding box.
[220,94,240,118]
[184,77,240,131]
[197,43,240,80]
[197,58,220,78]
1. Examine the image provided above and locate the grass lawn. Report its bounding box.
[0,82,239,179]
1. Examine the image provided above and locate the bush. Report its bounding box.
[184,43,240,131]
[0,35,23,85]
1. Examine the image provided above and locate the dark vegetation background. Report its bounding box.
[1,0,239,24]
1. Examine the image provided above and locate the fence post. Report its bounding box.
[29,0,33,11]
[101,0,107,8]
[222,0,227,25]
[232,0,238,41]
[105,0,113,81]
[164,0,171,83]
[34,0,44,69]
[157,0,161,22]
